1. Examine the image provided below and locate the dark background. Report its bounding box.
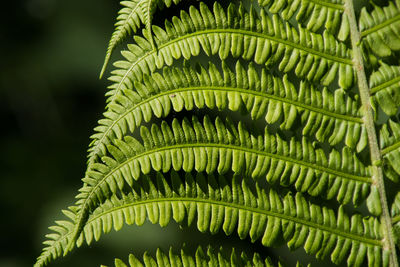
[0,0,117,265]
[0,1,341,266]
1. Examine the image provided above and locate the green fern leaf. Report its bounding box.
[36,172,384,266]
[65,115,374,257]
[392,192,400,247]
[258,0,349,41]
[370,63,400,116]
[110,245,304,267]
[34,207,78,267]
[70,172,383,266]
[380,120,400,182]
[100,0,186,78]
[89,60,366,165]
[106,2,353,104]
[360,0,400,57]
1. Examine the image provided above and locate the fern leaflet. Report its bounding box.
[360,0,400,57]
[106,2,353,106]
[39,172,384,267]
[258,0,350,41]
[89,60,366,165]
[100,0,186,78]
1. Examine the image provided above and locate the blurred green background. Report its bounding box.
[0,1,341,266]
[0,0,117,265]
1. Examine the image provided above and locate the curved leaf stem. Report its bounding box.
[345,0,399,266]
[100,1,146,79]
[106,143,372,183]
[308,0,344,10]
[361,13,400,37]
[88,197,382,246]
[370,75,400,94]
[89,85,363,162]
[381,140,400,155]
[110,28,353,102]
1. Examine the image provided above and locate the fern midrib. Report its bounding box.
[161,29,352,64]
[100,2,144,78]
[86,197,382,246]
[35,234,70,266]
[113,3,143,48]
[307,0,344,10]
[129,86,363,122]
[141,144,371,181]
[110,28,353,102]
[91,85,363,160]
[78,141,372,239]
[144,1,152,31]
[370,75,400,94]
[360,13,400,37]
[381,140,400,155]
[95,143,371,184]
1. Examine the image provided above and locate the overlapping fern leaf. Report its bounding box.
[36,172,384,267]
[360,0,400,57]
[371,63,400,116]
[89,60,366,164]
[100,0,188,78]
[36,0,400,266]
[105,1,353,107]
[258,0,349,41]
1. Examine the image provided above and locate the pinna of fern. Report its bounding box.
[36,171,384,267]
[370,63,400,117]
[88,60,367,166]
[37,117,383,266]
[258,0,350,41]
[100,0,189,78]
[359,0,400,58]
[101,0,352,78]
[105,1,354,108]
[72,115,373,248]
[35,0,400,266]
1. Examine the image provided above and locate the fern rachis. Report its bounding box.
[35,0,400,266]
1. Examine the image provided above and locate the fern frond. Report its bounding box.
[107,2,354,104]
[34,207,78,267]
[76,172,382,267]
[392,192,400,247]
[100,0,185,78]
[360,0,400,57]
[258,0,349,41]
[110,245,302,267]
[380,120,400,182]
[35,0,400,265]
[370,63,400,116]
[89,60,366,164]
[90,115,371,207]
[66,115,374,256]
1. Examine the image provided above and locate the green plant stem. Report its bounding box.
[344,0,399,266]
